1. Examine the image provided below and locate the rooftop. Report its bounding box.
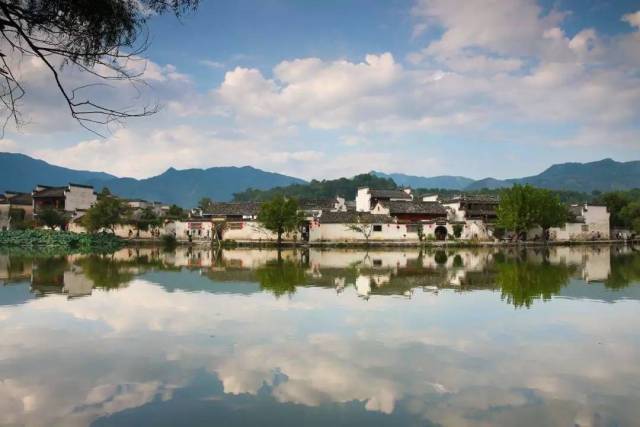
[369,189,412,200]
[32,187,66,198]
[383,201,448,215]
[204,202,262,217]
[319,211,395,224]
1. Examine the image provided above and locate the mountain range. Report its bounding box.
[375,159,640,193]
[1,153,638,206]
[0,152,305,206]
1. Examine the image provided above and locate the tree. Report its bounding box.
[346,220,374,245]
[496,185,539,240]
[37,207,68,229]
[620,201,640,233]
[165,204,186,220]
[129,206,161,233]
[198,197,215,213]
[82,196,127,233]
[257,195,304,246]
[595,191,631,228]
[452,223,463,239]
[532,188,569,240]
[0,0,198,134]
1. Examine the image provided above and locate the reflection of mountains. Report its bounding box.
[1,245,639,307]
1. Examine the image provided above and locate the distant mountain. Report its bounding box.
[0,152,305,206]
[87,166,306,206]
[0,152,115,192]
[465,159,640,192]
[371,171,474,190]
[3,152,639,206]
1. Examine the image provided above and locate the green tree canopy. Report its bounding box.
[37,207,68,229]
[257,195,304,245]
[198,197,215,212]
[82,196,128,233]
[497,184,569,240]
[129,206,162,232]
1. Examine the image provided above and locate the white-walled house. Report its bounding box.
[32,184,97,215]
[175,219,215,242]
[530,204,610,241]
[356,188,413,212]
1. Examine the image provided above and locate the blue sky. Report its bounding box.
[1,0,639,180]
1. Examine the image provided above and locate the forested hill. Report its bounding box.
[232,174,397,201]
[233,173,594,204]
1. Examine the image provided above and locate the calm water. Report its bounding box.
[1,245,640,427]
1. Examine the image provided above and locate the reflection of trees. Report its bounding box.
[496,257,575,308]
[32,256,69,288]
[605,251,640,289]
[75,255,136,290]
[255,258,308,297]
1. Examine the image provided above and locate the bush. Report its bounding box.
[0,229,122,251]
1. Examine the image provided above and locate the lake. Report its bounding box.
[1,245,639,426]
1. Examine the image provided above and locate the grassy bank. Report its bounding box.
[0,230,123,252]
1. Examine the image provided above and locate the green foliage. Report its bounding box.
[452,224,463,238]
[496,257,575,308]
[83,196,128,233]
[255,259,307,297]
[234,173,397,201]
[497,184,568,239]
[620,202,640,233]
[532,188,569,233]
[0,229,122,250]
[8,208,33,230]
[165,204,187,220]
[257,196,304,245]
[130,206,162,232]
[76,255,135,290]
[37,207,69,229]
[198,197,215,212]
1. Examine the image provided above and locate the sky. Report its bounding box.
[1,0,639,180]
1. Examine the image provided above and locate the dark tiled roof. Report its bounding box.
[369,189,412,199]
[8,193,33,206]
[466,209,498,217]
[204,202,262,216]
[68,183,94,189]
[298,199,336,210]
[384,201,447,215]
[442,195,500,204]
[33,187,66,198]
[319,211,394,224]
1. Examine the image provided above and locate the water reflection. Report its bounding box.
[1,245,639,306]
[0,245,639,426]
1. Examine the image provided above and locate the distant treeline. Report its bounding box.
[232,172,595,204]
[233,174,397,201]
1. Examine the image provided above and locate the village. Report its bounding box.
[0,182,615,245]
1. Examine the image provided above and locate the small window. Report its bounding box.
[373,259,382,266]
[373,225,383,232]
[581,224,589,232]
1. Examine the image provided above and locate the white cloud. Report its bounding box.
[622,11,640,29]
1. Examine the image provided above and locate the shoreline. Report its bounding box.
[124,238,638,249]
